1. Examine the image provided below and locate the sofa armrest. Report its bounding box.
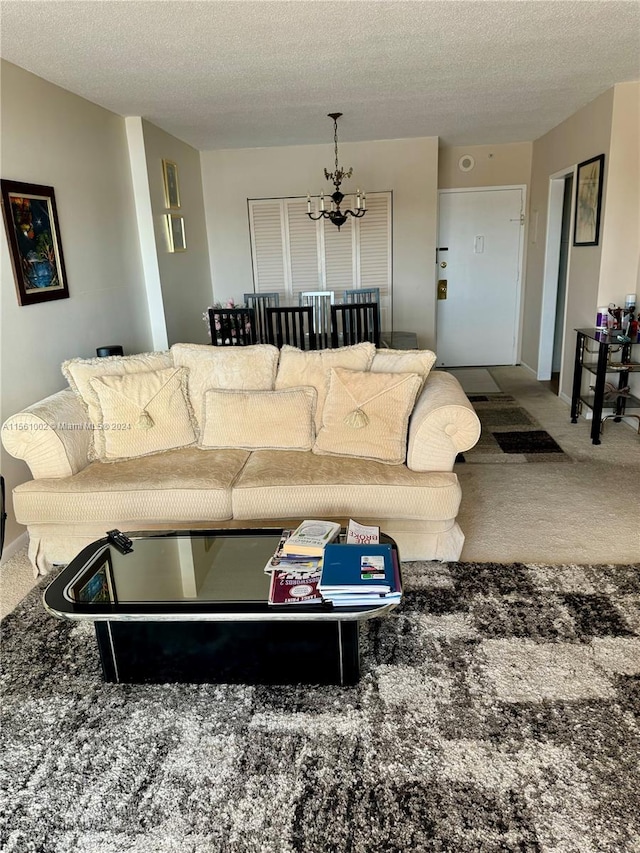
[406,371,481,471]
[1,388,93,479]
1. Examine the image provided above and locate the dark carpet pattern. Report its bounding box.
[2,562,640,853]
[457,394,570,464]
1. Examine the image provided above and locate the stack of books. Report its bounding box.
[318,542,401,607]
[265,521,341,605]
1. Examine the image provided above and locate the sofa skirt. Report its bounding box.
[25,517,465,576]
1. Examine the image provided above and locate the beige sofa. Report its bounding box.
[2,343,480,574]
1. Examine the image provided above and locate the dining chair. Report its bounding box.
[330,302,381,348]
[265,306,317,350]
[243,292,280,344]
[298,291,334,349]
[343,287,382,330]
[208,307,256,346]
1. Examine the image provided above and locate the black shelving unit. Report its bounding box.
[571,328,640,445]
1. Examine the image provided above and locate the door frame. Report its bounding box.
[537,167,576,382]
[436,185,527,366]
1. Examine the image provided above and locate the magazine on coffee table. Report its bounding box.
[268,568,323,605]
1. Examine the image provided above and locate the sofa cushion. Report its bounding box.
[201,387,316,451]
[12,447,249,524]
[232,450,462,521]
[89,367,197,461]
[275,343,375,429]
[62,351,174,432]
[371,348,436,391]
[313,367,422,464]
[171,343,280,432]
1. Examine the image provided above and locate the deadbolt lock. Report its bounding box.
[437,280,448,300]
[440,261,447,268]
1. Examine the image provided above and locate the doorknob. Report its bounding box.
[440,261,447,268]
[437,280,448,300]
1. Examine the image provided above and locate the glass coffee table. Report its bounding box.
[44,528,401,685]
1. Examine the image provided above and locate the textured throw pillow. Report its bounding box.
[62,351,174,427]
[314,367,422,464]
[275,343,375,429]
[171,343,280,431]
[370,348,436,392]
[201,387,316,451]
[89,367,197,461]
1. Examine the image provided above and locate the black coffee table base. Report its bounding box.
[95,619,360,686]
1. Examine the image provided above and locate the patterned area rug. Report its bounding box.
[2,562,639,852]
[457,393,571,463]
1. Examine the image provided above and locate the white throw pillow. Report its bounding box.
[171,343,280,432]
[201,387,316,450]
[89,367,197,461]
[275,343,375,430]
[370,348,436,391]
[313,367,422,464]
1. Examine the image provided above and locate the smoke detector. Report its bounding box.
[458,154,475,172]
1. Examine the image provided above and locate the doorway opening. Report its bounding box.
[538,169,575,393]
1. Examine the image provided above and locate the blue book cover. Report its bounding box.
[319,543,396,594]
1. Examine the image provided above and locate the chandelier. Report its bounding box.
[306,113,366,231]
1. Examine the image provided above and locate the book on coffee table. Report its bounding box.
[280,520,341,557]
[263,529,322,573]
[318,543,401,606]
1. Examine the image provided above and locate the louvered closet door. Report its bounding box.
[323,196,354,294]
[358,193,391,329]
[248,194,392,321]
[249,201,286,299]
[285,200,321,301]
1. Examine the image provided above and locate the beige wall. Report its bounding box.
[598,82,640,306]
[142,120,213,346]
[523,88,615,398]
[0,60,151,553]
[201,137,439,348]
[599,82,640,408]
[439,142,532,189]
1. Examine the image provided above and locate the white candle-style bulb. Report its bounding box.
[356,189,361,210]
[307,194,311,213]
[320,192,325,211]
[362,192,366,211]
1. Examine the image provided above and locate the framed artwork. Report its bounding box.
[70,550,117,604]
[162,159,181,209]
[0,179,69,306]
[165,214,187,252]
[573,154,605,246]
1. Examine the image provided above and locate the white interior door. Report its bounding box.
[436,188,524,367]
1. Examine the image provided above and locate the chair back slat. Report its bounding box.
[244,293,280,343]
[265,306,317,350]
[330,302,380,347]
[298,291,334,349]
[208,307,256,346]
[343,287,381,329]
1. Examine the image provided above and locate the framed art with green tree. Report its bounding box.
[0,179,69,306]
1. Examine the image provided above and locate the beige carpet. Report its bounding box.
[2,366,639,618]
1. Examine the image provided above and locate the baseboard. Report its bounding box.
[1,531,28,565]
[518,361,537,378]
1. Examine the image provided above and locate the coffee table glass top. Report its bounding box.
[44,529,400,622]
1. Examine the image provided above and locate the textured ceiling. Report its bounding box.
[1,1,639,150]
